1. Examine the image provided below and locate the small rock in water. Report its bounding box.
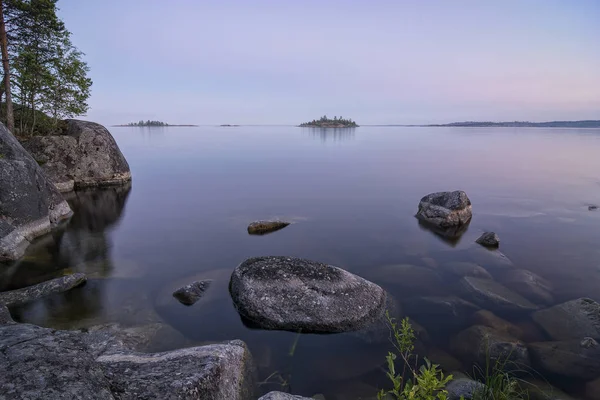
[590,205,599,211]
[475,232,500,248]
[0,273,87,307]
[415,190,473,228]
[247,220,290,235]
[172,280,212,305]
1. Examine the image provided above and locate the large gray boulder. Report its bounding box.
[532,298,600,340]
[23,119,131,192]
[450,325,530,370]
[529,337,600,380]
[229,256,387,333]
[0,320,256,400]
[0,273,86,307]
[0,123,72,261]
[416,190,472,228]
[460,276,538,314]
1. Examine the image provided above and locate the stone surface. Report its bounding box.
[403,296,479,328]
[172,279,212,305]
[98,340,255,400]
[23,119,131,191]
[427,347,463,372]
[259,392,313,400]
[521,380,578,400]
[471,310,525,340]
[446,378,487,400]
[467,248,515,271]
[247,220,290,235]
[415,190,472,228]
[230,256,387,333]
[0,305,14,325]
[0,320,256,400]
[451,325,530,369]
[497,269,554,305]
[460,276,538,313]
[0,273,86,307]
[442,261,493,279]
[532,298,600,341]
[475,232,500,248]
[0,122,72,260]
[528,338,600,380]
[585,377,600,400]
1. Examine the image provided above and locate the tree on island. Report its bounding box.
[0,0,92,136]
[299,115,358,127]
[126,120,169,127]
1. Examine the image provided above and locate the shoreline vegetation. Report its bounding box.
[373,120,600,128]
[299,115,358,128]
[114,120,198,127]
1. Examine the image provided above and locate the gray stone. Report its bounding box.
[451,325,530,370]
[475,232,500,248]
[529,338,600,380]
[97,340,255,400]
[247,220,290,235]
[0,273,87,307]
[23,119,131,191]
[446,378,487,400]
[443,261,493,279]
[460,276,538,313]
[0,305,14,325]
[0,320,256,400]
[0,323,114,399]
[229,256,387,333]
[471,310,525,340]
[532,298,600,340]
[497,269,554,305]
[415,190,472,228]
[259,392,313,400]
[467,248,516,271]
[173,279,212,305]
[0,122,72,260]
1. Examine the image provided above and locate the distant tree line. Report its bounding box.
[0,0,92,135]
[430,120,600,128]
[126,120,169,127]
[299,115,358,127]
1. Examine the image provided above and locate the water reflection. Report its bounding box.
[416,219,470,246]
[303,127,356,142]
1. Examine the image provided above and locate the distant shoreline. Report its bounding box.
[370,120,600,128]
[112,124,199,127]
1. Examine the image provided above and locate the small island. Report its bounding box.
[299,115,359,128]
[114,120,198,127]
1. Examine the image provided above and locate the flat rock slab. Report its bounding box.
[476,232,500,248]
[416,190,472,228]
[229,256,387,333]
[247,220,290,235]
[172,279,212,305]
[498,269,554,305]
[529,338,600,380]
[442,262,493,280]
[460,276,538,313]
[0,273,87,307]
[532,298,600,340]
[98,340,255,400]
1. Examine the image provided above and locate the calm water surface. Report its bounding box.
[4,126,600,398]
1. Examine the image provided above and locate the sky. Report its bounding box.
[57,0,600,125]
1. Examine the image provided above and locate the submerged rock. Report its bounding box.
[475,232,500,248]
[172,280,212,305]
[415,190,472,228]
[259,392,313,400]
[0,273,86,307]
[532,298,600,340]
[460,276,538,314]
[229,256,387,333]
[23,119,131,191]
[367,264,445,296]
[529,338,600,380]
[403,296,479,329]
[497,269,554,305]
[450,325,530,369]
[585,377,600,400]
[471,310,525,340]
[520,379,578,400]
[0,122,72,260]
[247,220,290,235]
[442,261,493,280]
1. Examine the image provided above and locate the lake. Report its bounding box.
[4,125,600,398]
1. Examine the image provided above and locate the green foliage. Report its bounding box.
[2,0,91,135]
[470,355,528,400]
[126,120,169,127]
[299,115,359,127]
[378,312,452,400]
